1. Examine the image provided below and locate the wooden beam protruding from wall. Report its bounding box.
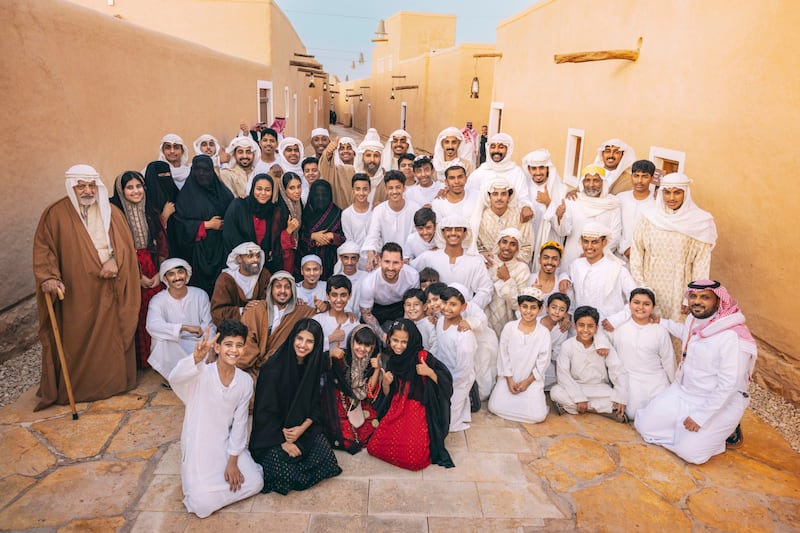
[554,37,642,64]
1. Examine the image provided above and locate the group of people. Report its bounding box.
[33,123,757,518]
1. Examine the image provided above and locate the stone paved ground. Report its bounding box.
[1,368,798,532]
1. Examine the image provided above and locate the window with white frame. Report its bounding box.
[563,128,585,188]
[649,146,685,175]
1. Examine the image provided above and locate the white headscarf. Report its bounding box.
[433,127,473,173]
[480,176,518,209]
[311,128,330,138]
[334,136,356,167]
[494,227,523,259]
[574,165,620,216]
[193,134,221,167]
[333,240,362,275]
[277,137,304,175]
[593,138,637,186]
[159,258,192,286]
[381,129,414,172]
[64,164,112,239]
[354,128,385,200]
[223,241,265,299]
[643,173,717,246]
[478,133,517,174]
[158,134,190,184]
[437,213,475,251]
[522,148,564,195]
[226,136,261,161]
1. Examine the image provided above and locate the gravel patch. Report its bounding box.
[1,344,798,452]
[0,343,41,408]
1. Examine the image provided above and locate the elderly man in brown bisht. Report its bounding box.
[33,164,140,410]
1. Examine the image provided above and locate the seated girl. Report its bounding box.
[321,325,382,453]
[248,318,342,494]
[366,319,455,470]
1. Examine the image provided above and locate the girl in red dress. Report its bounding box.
[366,319,455,470]
[321,325,382,453]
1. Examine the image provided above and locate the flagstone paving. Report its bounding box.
[0,368,798,532]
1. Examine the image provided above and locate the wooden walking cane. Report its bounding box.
[44,288,78,420]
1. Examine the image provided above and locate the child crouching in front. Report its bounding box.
[169,320,263,518]
[549,306,629,423]
[488,287,552,424]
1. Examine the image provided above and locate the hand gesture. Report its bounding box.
[370,356,382,370]
[41,279,66,297]
[601,319,615,333]
[224,458,244,492]
[239,119,249,134]
[565,189,578,201]
[366,251,378,272]
[283,425,303,443]
[205,216,224,231]
[323,137,338,160]
[286,215,300,235]
[457,319,472,332]
[329,324,345,344]
[496,262,510,281]
[382,370,394,387]
[520,205,534,223]
[596,348,609,357]
[192,327,219,364]
[99,257,120,280]
[556,199,567,221]
[683,416,700,432]
[182,325,204,337]
[312,296,328,313]
[558,279,572,293]
[281,441,302,457]
[559,313,572,332]
[416,359,432,377]
[330,347,345,360]
[536,189,551,207]
[161,201,176,223]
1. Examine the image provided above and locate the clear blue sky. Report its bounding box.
[275,0,537,79]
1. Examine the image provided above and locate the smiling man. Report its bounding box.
[432,127,475,181]
[361,170,421,271]
[147,258,214,384]
[359,242,419,332]
[635,280,758,463]
[629,173,717,321]
[567,222,636,322]
[354,128,387,204]
[210,242,272,326]
[220,137,260,198]
[550,165,622,268]
[34,164,140,409]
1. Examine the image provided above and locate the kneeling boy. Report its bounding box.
[549,306,629,422]
[170,320,264,518]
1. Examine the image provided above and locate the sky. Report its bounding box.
[275,0,537,80]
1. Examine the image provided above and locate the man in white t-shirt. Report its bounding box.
[359,242,419,334]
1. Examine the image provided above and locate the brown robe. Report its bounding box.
[609,169,634,195]
[33,198,140,410]
[209,268,272,326]
[237,301,316,383]
[319,152,355,210]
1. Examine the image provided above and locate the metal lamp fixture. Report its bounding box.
[470,76,479,98]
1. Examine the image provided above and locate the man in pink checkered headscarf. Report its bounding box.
[634,280,758,464]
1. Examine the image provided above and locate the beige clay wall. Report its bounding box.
[331,12,494,155]
[493,0,800,402]
[0,0,270,310]
[67,0,322,139]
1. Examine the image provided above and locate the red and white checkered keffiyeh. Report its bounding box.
[685,280,754,344]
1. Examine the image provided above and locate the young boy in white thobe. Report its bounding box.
[539,292,573,391]
[550,306,629,422]
[435,286,477,431]
[608,288,675,419]
[170,320,263,518]
[403,288,438,354]
[296,255,327,312]
[488,287,551,424]
[315,274,359,352]
[147,259,215,384]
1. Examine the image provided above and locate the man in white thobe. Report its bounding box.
[147,259,215,381]
[522,149,567,267]
[635,280,757,464]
